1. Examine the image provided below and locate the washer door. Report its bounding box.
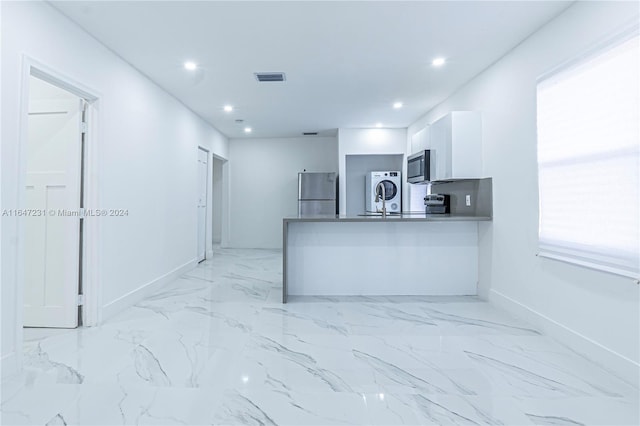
[375,180,398,201]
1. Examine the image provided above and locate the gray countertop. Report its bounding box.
[284,213,492,223]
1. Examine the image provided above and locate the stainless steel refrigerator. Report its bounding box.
[298,172,338,216]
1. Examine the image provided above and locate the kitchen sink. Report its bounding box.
[357,212,401,217]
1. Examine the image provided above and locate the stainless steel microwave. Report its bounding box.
[407,150,434,184]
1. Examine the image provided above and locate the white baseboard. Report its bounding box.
[206,249,214,259]
[489,289,639,389]
[1,351,19,379]
[101,259,197,321]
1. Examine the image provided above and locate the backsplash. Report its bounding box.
[430,178,493,217]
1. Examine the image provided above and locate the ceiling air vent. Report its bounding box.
[303,132,318,136]
[254,72,286,82]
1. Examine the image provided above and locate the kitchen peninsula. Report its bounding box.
[282,213,491,303]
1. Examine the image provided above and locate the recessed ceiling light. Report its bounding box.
[393,102,403,109]
[375,123,383,128]
[184,61,197,71]
[223,105,233,112]
[244,127,252,133]
[432,57,446,67]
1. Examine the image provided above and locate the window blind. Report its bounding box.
[536,32,639,279]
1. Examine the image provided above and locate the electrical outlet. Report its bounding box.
[465,195,471,206]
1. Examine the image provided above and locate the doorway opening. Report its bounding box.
[197,147,209,263]
[211,156,225,248]
[22,73,92,330]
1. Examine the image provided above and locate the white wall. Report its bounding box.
[228,136,338,248]
[410,1,639,385]
[338,128,408,215]
[1,1,229,376]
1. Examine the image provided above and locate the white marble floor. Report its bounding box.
[2,248,638,425]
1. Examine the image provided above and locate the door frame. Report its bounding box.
[15,56,101,348]
[197,146,210,262]
[210,155,226,253]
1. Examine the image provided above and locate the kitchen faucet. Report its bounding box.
[374,181,387,218]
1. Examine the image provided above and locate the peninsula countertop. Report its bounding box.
[283,213,492,223]
[282,213,487,302]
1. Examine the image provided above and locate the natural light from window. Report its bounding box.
[536,32,639,278]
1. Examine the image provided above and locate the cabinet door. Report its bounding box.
[410,127,430,153]
[451,112,482,178]
[429,112,482,180]
[430,115,452,180]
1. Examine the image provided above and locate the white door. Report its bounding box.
[197,148,208,262]
[24,93,84,328]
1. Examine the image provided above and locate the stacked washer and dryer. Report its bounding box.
[365,171,401,213]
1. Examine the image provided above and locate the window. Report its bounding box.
[536,30,639,279]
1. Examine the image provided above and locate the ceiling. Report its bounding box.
[51,1,573,139]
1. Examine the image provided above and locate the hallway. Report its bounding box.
[1,248,638,425]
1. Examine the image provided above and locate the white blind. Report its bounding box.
[536,33,640,279]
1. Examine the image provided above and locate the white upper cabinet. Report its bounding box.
[410,126,430,154]
[429,111,482,180]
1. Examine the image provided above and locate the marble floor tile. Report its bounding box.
[513,396,640,426]
[209,389,370,425]
[411,394,535,425]
[360,392,424,425]
[49,385,215,426]
[2,247,638,426]
[1,384,82,425]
